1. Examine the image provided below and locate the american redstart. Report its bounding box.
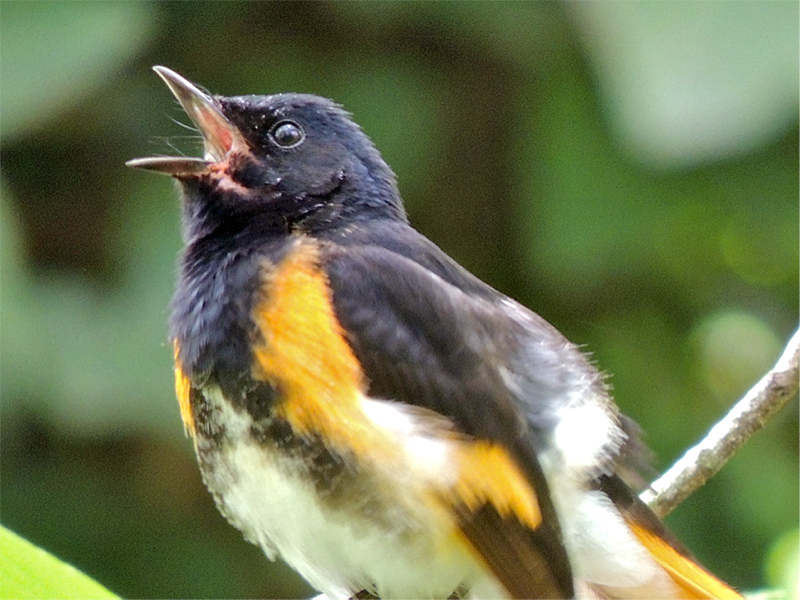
[127,66,741,599]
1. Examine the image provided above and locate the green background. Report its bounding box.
[1,2,797,598]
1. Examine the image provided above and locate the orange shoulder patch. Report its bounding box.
[251,240,383,455]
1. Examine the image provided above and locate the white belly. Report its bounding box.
[193,387,506,599]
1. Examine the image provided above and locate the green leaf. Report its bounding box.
[0,525,118,599]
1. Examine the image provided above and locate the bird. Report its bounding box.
[127,66,742,599]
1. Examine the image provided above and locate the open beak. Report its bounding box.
[126,66,242,176]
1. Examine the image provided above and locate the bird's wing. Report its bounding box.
[322,239,586,598]
[321,235,741,600]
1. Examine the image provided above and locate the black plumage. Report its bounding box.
[127,66,741,600]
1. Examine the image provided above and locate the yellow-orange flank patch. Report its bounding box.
[173,342,196,438]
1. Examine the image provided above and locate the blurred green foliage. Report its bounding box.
[1,2,797,598]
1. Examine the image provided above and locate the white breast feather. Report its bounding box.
[196,387,504,599]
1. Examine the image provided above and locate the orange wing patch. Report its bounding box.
[627,520,742,599]
[448,441,573,598]
[251,241,388,456]
[452,441,542,531]
[173,342,196,439]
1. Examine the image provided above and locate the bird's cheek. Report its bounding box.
[293,156,348,197]
[304,168,345,197]
[229,157,283,190]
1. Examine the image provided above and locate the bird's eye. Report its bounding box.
[270,121,305,148]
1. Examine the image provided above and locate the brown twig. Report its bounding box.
[641,328,800,519]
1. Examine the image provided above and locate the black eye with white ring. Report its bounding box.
[270,120,305,148]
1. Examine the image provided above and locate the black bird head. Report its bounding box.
[127,67,405,236]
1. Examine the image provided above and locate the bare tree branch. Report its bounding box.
[641,328,800,519]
